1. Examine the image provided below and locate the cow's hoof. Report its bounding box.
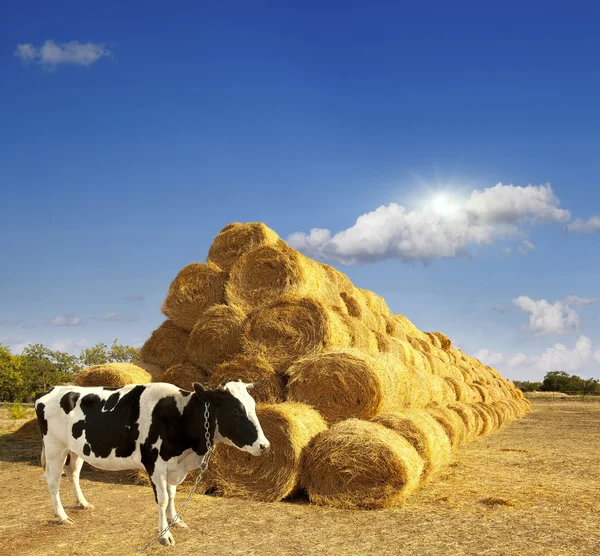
[159,533,175,547]
[79,503,94,511]
[59,517,74,525]
[171,519,188,529]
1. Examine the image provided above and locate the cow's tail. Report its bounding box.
[41,446,46,472]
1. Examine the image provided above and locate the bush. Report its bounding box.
[7,402,30,420]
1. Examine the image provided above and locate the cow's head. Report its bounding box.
[193,380,270,456]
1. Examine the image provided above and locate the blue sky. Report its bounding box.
[1,1,599,381]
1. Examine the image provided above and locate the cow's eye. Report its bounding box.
[233,408,241,417]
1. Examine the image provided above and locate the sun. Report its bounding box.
[429,193,461,217]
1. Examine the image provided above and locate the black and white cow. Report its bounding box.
[35,379,270,546]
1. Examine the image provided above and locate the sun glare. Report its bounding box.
[429,193,461,217]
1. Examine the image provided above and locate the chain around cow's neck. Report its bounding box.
[203,401,212,453]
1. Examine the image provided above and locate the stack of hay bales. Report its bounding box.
[87,222,529,509]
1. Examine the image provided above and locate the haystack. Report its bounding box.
[206,403,326,502]
[207,222,282,273]
[140,320,189,371]
[11,418,41,440]
[301,419,424,509]
[157,363,211,391]
[286,350,413,424]
[372,411,452,480]
[209,354,285,404]
[186,304,245,369]
[226,244,341,313]
[74,362,155,387]
[161,262,226,331]
[242,296,351,373]
[446,402,481,439]
[425,406,467,449]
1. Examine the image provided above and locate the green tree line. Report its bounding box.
[0,341,140,402]
[514,371,600,395]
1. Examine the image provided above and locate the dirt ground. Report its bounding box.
[1,400,599,556]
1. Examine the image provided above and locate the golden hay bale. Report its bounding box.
[161,263,226,331]
[226,244,340,314]
[358,289,391,316]
[210,353,284,404]
[157,363,212,391]
[430,332,452,350]
[429,374,457,405]
[74,362,155,387]
[470,383,491,403]
[339,291,364,318]
[242,296,351,373]
[186,304,245,369]
[372,411,452,480]
[301,419,424,509]
[373,330,398,356]
[425,332,442,349]
[11,418,42,440]
[425,406,467,450]
[475,403,500,432]
[339,315,379,355]
[470,404,494,436]
[383,314,407,339]
[207,222,281,273]
[207,403,327,502]
[443,377,473,403]
[446,402,481,440]
[140,320,189,371]
[286,349,412,424]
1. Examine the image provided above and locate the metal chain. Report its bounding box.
[137,402,214,552]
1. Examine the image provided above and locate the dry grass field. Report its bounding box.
[1,400,598,556]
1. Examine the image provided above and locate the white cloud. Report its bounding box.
[490,304,511,313]
[92,312,139,322]
[288,183,571,265]
[51,338,89,353]
[473,348,505,366]
[513,296,580,336]
[518,239,536,254]
[512,295,597,336]
[565,216,600,233]
[563,295,597,307]
[502,247,513,255]
[536,335,594,373]
[49,314,82,327]
[14,40,111,67]
[509,353,531,368]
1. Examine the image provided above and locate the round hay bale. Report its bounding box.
[286,349,412,424]
[207,222,281,273]
[358,289,391,317]
[470,404,495,436]
[226,244,339,314]
[186,304,245,369]
[161,262,226,331]
[157,363,212,391]
[242,296,352,374]
[425,332,442,349]
[392,338,417,366]
[383,314,407,339]
[429,375,456,405]
[210,354,284,404]
[372,411,452,480]
[339,291,364,318]
[207,403,327,502]
[446,402,481,439]
[394,314,423,337]
[301,419,424,509]
[74,362,155,387]
[470,383,491,403]
[475,403,500,432]
[425,406,467,450]
[431,332,452,350]
[11,418,41,440]
[140,320,189,371]
[373,330,398,356]
[443,377,472,403]
[340,315,379,355]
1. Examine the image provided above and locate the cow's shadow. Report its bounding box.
[0,431,146,487]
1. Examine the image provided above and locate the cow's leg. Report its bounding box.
[65,452,94,510]
[150,468,175,547]
[43,445,73,525]
[166,483,188,529]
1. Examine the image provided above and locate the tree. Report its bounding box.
[79,340,140,367]
[0,344,24,401]
[540,371,574,392]
[513,381,542,392]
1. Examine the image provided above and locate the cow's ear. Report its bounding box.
[244,382,256,391]
[193,383,207,398]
